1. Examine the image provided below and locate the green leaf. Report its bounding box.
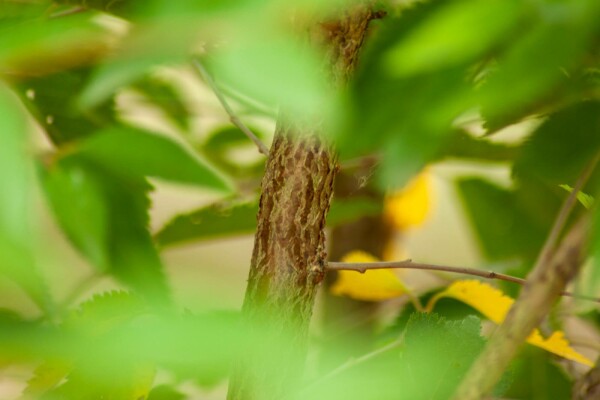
[88,171,170,305]
[304,314,493,400]
[78,26,189,109]
[76,127,232,192]
[156,199,258,247]
[436,130,518,162]
[203,126,266,153]
[479,1,600,130]
[15,68,116,146]
[40,159,110,270]
[42,155,170,304]
[327,198,383,227]
[52,0,136,17]
[335,2,474,188]
[456,177,561,261]
[397,313,487,400]
[559,184,594,209]
[147,385,185,400]
[22,360,72,398]
[207,32,328,119]
[504,347,572,399]
[0,83,51,312]
[130,75,190,132]
[385,0,525,77]
[200,126,267,180]
[514,101,600,185]
[0,13,105,72]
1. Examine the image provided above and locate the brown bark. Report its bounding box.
[227,6,380,400]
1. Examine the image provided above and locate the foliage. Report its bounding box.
[0,0,599,398]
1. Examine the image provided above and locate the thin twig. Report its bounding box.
[328,259,525,284]
[327,260,600,304]
[192,59,270,156]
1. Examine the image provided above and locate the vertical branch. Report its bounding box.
[452,156,598,400]
[227,6,379,400]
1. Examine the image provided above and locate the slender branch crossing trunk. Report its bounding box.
[227,6,379,400]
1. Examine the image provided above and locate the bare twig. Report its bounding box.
[327,260,600,303]
[450,154,599,400]
[192,59,270,156]
[328,259,526,284]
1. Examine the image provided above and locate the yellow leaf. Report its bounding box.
[384,171,432,230]
[426,279,512,324]
[427,280,593,367]
[331,251,407,301]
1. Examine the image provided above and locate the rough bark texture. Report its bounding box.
[227,6,380,400]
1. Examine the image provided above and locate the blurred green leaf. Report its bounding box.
[15,68,116,146]
[156,199,257,247]
[78,26,189,109]
[0,84,32,253]
[336,2,474,188]
[203,126,266,152]
[131,75,190,132]
[504,347,572,400]
[0,1,48,26]
[59,308,242,398]
[327,198,383,227]
[559,184,594,209]
[76,127,232,192]
[200,126,267,180]
[0,84,51,312]
[0,13,105,72]
[479,0,600,130]
[397,313,487,400]
[147,385,185,400]
[385,0,525,77]
[41,159,109,270]
[513,101,600,185]
[42,155,170,304]
[380,291,482,345]
[305,314,490,400]
[436,130,518,162]
[53,0,136,17]
[207,33,327,119]
[456,177,561,261]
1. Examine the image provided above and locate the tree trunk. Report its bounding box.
[227,6,380,400]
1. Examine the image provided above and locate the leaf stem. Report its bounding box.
[192,59,270,156]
